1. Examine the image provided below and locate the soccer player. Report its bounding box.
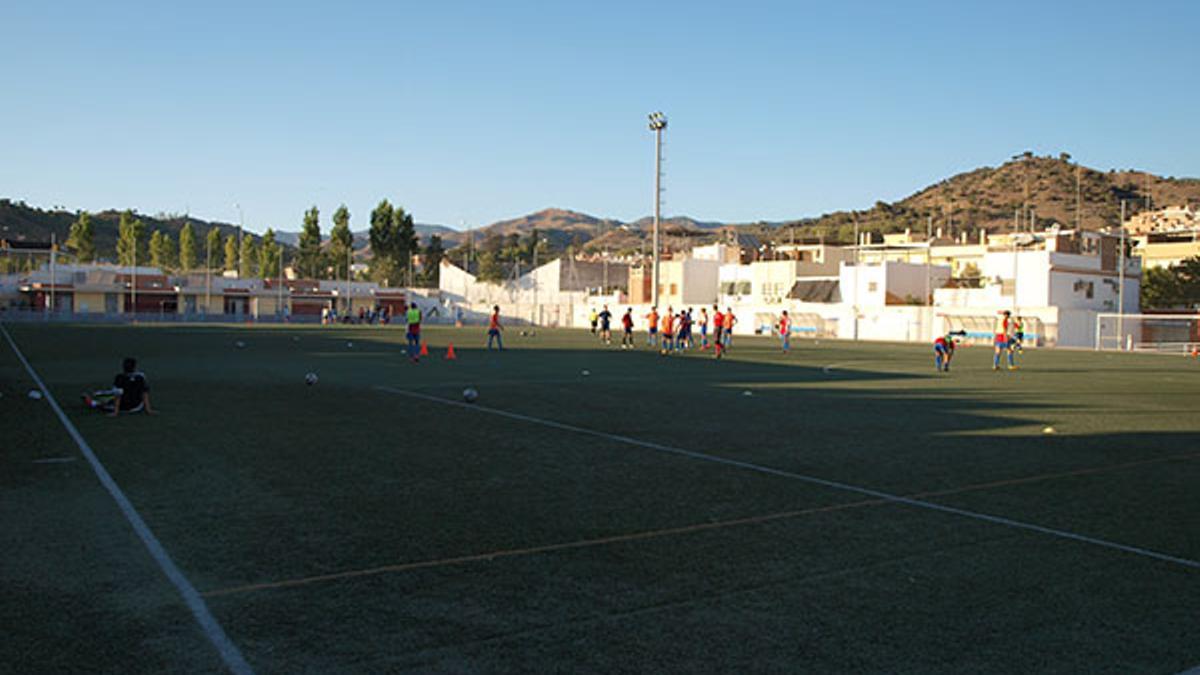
[934,331,965,372]
[722,308,737,350]
[712,305,725,358]
[1010,315,1025,354]
[406,302,422,362]
[621,307,635,349]
[589,308,599,335]
[778,310,791,353]
[993,310,1016,370]
[660,306,675,355]
[83,357,156,417]
[598,305,613,345]
[487,305,504,350]
[646,306,659,346]
[698,307,710,349]
[676,309,691,351]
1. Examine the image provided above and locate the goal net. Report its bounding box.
[1095,313,1200,353]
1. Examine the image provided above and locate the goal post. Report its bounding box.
[1095,313,1200,353]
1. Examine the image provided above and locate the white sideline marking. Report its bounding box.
[1,324,254,675]
[376,384,1200,572]
[32,457,77,464]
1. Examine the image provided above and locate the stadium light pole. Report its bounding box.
[648,111,667,308]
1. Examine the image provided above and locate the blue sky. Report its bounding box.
[3,1,1198,234]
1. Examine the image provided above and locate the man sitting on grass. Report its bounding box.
[83,357,156,417]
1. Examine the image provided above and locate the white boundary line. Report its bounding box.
[1,323,254,675]
[376,385,1200,572]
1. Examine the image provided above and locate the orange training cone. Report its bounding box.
[445,343,457,360]
[419,342,429,357]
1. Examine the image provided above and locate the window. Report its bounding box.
[867,282,878,292]
[104,293,118,313]
[669,283,678,295]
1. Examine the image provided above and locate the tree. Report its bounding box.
[1142,266,1181,309]
[116,210,148,266]
[149,230,177,271]
[1143,257,1200,309]
[258,229,281,279]
[239,235,258,278]
[368,199,395,283]
[205,227,223,270]
[392,206,418,285]
[67,211,96,263]
[476,250,505,283]
[223,234,237,272]
[297,206,323,279]
[420,235,445,287]
[178,223,198,271]
[329,204,353,280]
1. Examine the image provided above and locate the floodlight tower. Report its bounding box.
[648,111,667,307]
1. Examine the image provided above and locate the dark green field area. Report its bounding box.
[2,322,1198,674]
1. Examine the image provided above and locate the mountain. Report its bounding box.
[5,153,1198,261]
[0,199,265,260]
[798,154,1200,243]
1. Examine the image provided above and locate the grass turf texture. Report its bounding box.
[2,322,1198,673]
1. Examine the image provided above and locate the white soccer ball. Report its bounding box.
[581,370,590,376]
[346,341,354,348]
[463,388,478,403]
[235,340,246,349]
[742,390,754,397]
[305,372,319,386]
[27,389,43,400]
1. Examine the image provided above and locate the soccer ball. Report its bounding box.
[305,372,318,386]
[235,340,246,349]
[28,389,43,400]
[463,388,478,403]
[346,341,354,348]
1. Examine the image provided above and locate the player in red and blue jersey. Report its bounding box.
[934,331,965,372]
[993,310,1016,370]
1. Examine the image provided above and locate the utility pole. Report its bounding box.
[205,234,211,316]
[852,212,860,341]
[346,244,352,315]
[648,111,667,308]
[925,214,932,306]
[49,233,56,316]
[132,234,138,320]
[235,203,244,278]
[1075,162,1082,229]
[1118,199,1127,348]
[278,249,284,320]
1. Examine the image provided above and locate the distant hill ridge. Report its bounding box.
[4,154,1198,260]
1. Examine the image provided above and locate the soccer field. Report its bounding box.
[2,321,1198,673]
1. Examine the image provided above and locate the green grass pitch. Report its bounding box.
[2,321,1198,673]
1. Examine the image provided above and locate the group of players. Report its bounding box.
[590,305,758,358]
[932,310,1026,372]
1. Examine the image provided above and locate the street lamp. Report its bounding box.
[648,111,667,307]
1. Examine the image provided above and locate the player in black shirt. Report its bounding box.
[83,357,156,416]
[598,305,613,345]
